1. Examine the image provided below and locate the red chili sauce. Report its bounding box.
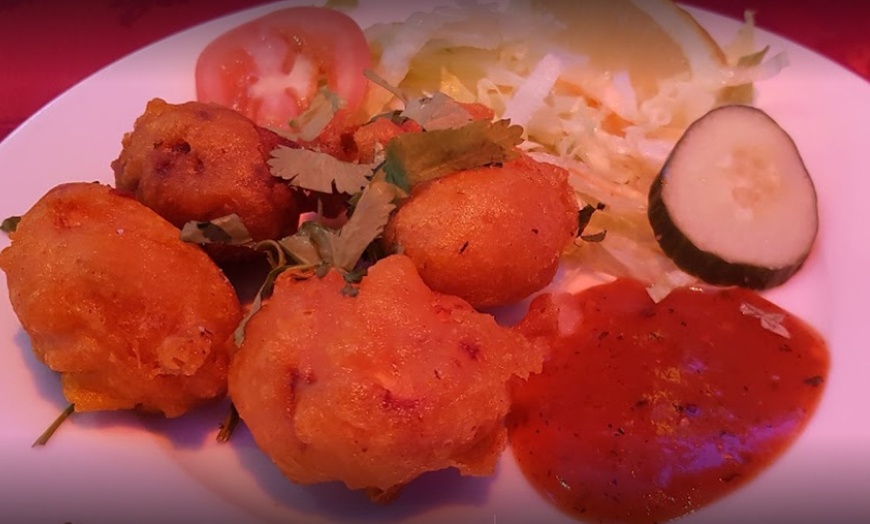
[508,278,829,523]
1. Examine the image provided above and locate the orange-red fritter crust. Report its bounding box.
[0,183,242,417]
[228,254,545,499]
[112,98,301,257]
[383,155,579,309]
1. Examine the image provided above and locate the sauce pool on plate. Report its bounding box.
[508,278,829,523]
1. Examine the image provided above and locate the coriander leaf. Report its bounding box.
[269,145,372,195]
[383,119,524,191]
[330,180,398,271]
[253,239,289,269]
[363,70,472,130]
[180,214,253,245]
[1,216,20,234]
[278,233,324,267]
[277,181,397,273]
[287,87,345,142]
[369,162,409,200]
[280,221,337,267]
[402,92,473,130]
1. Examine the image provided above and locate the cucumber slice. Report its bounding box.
[648,105,818,289]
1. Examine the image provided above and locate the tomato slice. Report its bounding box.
[195,6,371,129]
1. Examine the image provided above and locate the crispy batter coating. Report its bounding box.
[111,98,301,259]
[228,255,545,499]
[383,155,579,309]
[0,183,242,417]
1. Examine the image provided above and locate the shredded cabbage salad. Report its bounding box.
[362,0,787,300]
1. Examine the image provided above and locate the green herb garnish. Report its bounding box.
[33,403,75,447]
[269,146,373,195]
[179,213,253,245]
[382,119,523,191]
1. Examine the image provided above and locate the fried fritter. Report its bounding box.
[111,98,301,260]
[383,155,579,309]
[0,183,242,417]
[228,254,545,500]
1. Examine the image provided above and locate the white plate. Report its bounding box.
[1,1,869,522]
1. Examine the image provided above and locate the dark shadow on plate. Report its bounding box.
[484,296,533,328]
[14,328,66,408]
[138,396,234,449]
[227,423,496,522]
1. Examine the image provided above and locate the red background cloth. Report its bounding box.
[1,0,868,143]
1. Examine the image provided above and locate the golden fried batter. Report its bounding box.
[0,183,242,417]
[112,98,301,258]
[228,255,545,499]
[383,155,579,309]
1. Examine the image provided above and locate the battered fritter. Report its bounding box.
[111,98,302,260]
[0,182,242,417]
[228,254,545,500]
[383,155,579,309]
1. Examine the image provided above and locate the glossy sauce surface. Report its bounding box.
[509,279,829,523]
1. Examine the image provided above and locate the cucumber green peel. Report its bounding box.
[649,105,818,289]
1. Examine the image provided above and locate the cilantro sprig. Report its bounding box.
[33,403,75,447]
[180,213,253,245]
[381,118,524,191]
[269,146,372,195]
[189,180,399,443]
